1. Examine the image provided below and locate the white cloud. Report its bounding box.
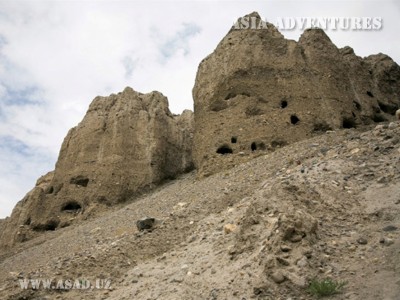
[0,0,399,218]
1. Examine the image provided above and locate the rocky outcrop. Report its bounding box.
[2,11,400,250]
[192,12,400,175]
[0,87,194,248]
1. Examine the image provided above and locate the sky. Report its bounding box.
[0,0,399,218]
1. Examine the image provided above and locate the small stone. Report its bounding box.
[357,237,368,245]
[380,237,394,246]
[270,271,285,284]
[290,234,303,243]
[224,224,237,234]
[377,176,388,184]
[280,245,292,252]
[136,217,156,231]
[296,256,308,268]
[276,257,290,266]
[375,124,385,130]
[131,277,139,284]
[170,277,183,283]
[382,225,398,232]
[348,245,357,251]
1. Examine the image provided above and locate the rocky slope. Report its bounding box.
[193,12,400,176]
[0,87,194,249]
[1,122,400,300]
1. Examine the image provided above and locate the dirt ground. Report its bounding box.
[1,122,400,300]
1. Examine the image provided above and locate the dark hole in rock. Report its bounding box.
[342,117,356,129]
[372,113,387,123]
[43,221,58,231]
[366,91,374,97]
[377,101,398,115]
[251,142,266,151]
[62,201,82,212]
[231,136,237,143]
[280,100,288,108]
[70,176,89,187]
[32,219,59,232]
[216,145,233,155]
[290,115,300,125]
[352,112,356,118]
[353,101,362,111]
[313,122,332,132]
[24,217,31,226]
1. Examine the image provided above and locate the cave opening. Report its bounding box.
[290,115,300,125]
[216,145,233,155]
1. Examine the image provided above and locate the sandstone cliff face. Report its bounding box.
[0,87,193,248]
[193,12,400,175]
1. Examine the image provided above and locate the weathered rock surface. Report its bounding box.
[0,87,193,248]
[193,12,400,175]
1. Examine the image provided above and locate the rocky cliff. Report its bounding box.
[193,12,400,175]
[0,87,193,248]
[2,11,400,251]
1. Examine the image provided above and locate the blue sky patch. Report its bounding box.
[2,85,44,106]
[159,23,201,62]
[0,135,33,157]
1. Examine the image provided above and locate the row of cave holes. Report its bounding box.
[261,91,373,109]
[46,176,89,195]
[280,100,300,125]
[217,90,388,154]
[216,137,266,155]
[24,200,82,231]
[281,90,377,127]
[30,176,86,230]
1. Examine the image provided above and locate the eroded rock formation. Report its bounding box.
[0,87,193,248]
[193,12,400,175]
[2,11,400,250]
